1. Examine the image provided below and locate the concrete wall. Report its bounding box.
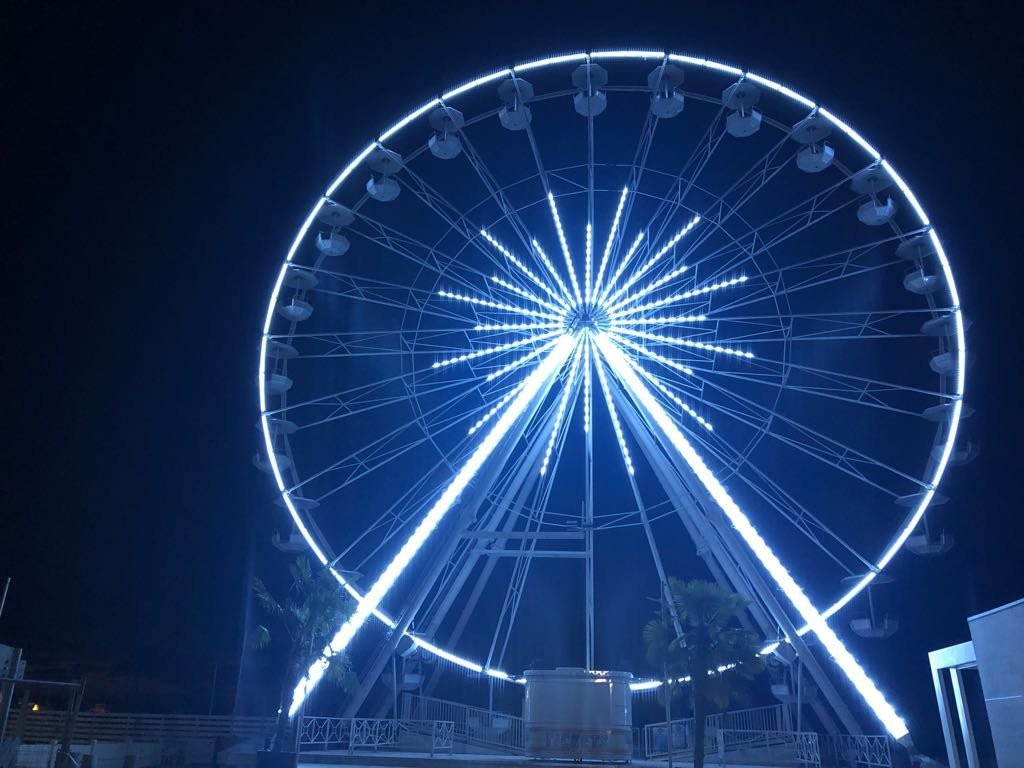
[968,598,1024,768]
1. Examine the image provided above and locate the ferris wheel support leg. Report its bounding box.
[584,387,596,669]
[607,365,864,736]
[611,388,775,640]
[419,399,565,641]
[341,360,569,718]
[419,446,553,698]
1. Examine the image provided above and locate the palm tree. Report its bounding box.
[643,578,764,768]
[643,590,686,768]
[251,556,355,758]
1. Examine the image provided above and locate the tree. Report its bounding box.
[251,556,355,755]
[643,589,686,768]
[643,578,764,768]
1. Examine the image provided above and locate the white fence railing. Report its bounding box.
[644,704,786,757]
[298,717,453,755]
[647,726,820,766]
[821,734,892,767]
[4,712,275,744]
[401,694,523,752]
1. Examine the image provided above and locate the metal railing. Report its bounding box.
[644,703,786,757]
[717,729,820,766]
[401,694,523,752]
[298,717,453,755]
[821,734,892,767]
[647,726,820,766]
[4,712,275,744]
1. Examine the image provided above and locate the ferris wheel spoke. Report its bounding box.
[456,120,560,276]
[689,365,928,418]
[643,126,728,261]
[620,353,715,432]
[709,228,924,290]
[302,354,563,505]
[267,356,481,416]
[619,328,938,413]
[604,350,875,577]
[632,131,791,287]
[630,101,729,253]
[586,76,596,303]
[674,363,930,493]
[694,345,951,402]
[342,460,458,569]
[487,274,567,314]
[305,283,474,327]
[455,137,576,301]
[603,111,657,284]
[592,185,630,299]
[679,167,856,278]
[610,274,750,317]
[480,229,574,310]
[606,334,926,495]
[708,262,916,320]
[343,210,493,293]
[685,424,876,576]
[396,167,534,290]
[276,356,531,446]
[605,214,703,306]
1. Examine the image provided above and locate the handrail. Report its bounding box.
[298,717,454,756]
[401,694,523,752]
[821,733,892,767]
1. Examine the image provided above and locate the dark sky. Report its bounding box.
[3,0,1023,753]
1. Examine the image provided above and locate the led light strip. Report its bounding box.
[610,276,748,317]
[610,313,707,326]
[480,229,573,311]
[609,332,694,376]
[437,289,563,321]
[540,343,584,475]
[605,216,701,305]
[485,337,562,382]
[474,321,562,332]
[605,262,689,314]
[547,192,584,306]
[432,330,560,369]
[490,275,566,314]
[598,231,646,304]
[286,336,575,716]
[614,344,713,431]
[594,353,635,475]
[592,186,629,299]
[468,381,527,435]
[615,328,753,359]
[584,222,593,304]
[531,239,575,306]
[595,333,908,738]
[583,338,592,433]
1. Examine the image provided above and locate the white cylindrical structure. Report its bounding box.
[523,668,633,761]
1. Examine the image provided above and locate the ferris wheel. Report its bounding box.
[256,50,968,739]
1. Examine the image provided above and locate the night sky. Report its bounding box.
[4,0,1023,756]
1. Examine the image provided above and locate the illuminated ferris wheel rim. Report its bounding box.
[257,49,966,691]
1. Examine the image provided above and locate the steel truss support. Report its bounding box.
[609,374,863,735]
[342,367,567,717]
